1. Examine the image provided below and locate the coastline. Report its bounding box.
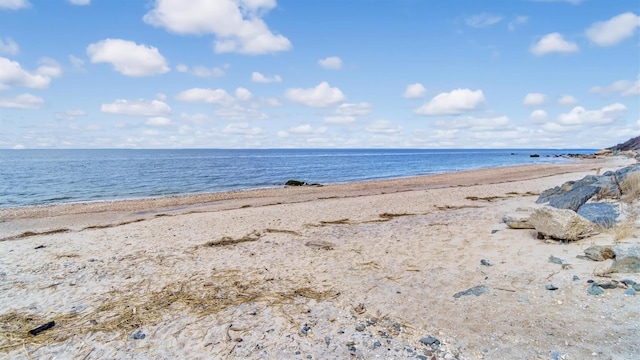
[1,155,638,359]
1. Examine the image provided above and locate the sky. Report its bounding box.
[0,0,638,149]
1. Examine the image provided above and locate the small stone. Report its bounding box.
[598,281,617,289]
[548,256,563,265]
[306,355,312,359]
[480,259,492,267]
[417,356,427,360]
[300,326,311,335]
[131,330,146,340]
[588,283,604,296]
[419,336,440,347]
[620,279,637,286]
[625,288,636,296]
[546,284,558,291]
[355,324,366,332]
[572,275,580,281]
[373,341,381,349]
[325,337,331,346]
[337,330,344,334]
[453,285,490,298]
[491,229,499,234]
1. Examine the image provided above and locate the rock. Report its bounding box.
[598,281,618,289]
[300,326,311,335]
[588,283,604,295]
[285,180,308,186]
[548,255,563,265]
[608,135,640,152]
[502,213,535,229]
[573,275,580,281]
[626,288,636,296]
[419,336,441,347]
[529,207,599,241]
[610,245,640,273]
[131,330,146,340]
[548,186,599,211]
[577,203,620,228]
[582,245,615,261]
[453,285,490,298]
[355,324,366,332]
[594,149,613,156]
[480,259,492,266]
[530,154,540,158]
[545,284,559,291]
[621,279,637,286]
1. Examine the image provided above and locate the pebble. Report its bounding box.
[480,259,492,267]
[300,326,311,335]
[325,337,331,346]
[491,230,499,234]
[620,279,636,286]
[545,284,558,291]
[373,341,381,349]
[625,288,636,296]
[355,324,366,332]
[419,336,441,347]
[548,256,563,265]
[572,275,580,281]
[131,330,146,340]
[453,285,490,298]
[588,283,604,296]
[598,281,617,289]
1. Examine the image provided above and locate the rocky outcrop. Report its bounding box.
[547,185,600,211]
[607,135,640,151]
[528,207,599,241]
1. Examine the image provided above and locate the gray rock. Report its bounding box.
[480,259,492,266]
[502,213,535,229]
[582,245,615,261]
[626,288,636,296]
[573,275,580,281]
[621,279,637,286]
[577,203,620,228]
[355,324,366,332]
[588,283,605,295]
[548,186,599,211]
[300,326,311,335]
[598,281,618,289]
[453,285,490,298]
[545,284,559,291]
[548,255,563,264]
[529,207,599,241]
[131,330,146,340]
[610,245,640,273]
[419,336,441,347]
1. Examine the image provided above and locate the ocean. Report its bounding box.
[0,148,595,209]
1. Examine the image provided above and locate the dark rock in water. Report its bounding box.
[548,185,599,212]
[530,154,540,158]
[131,330,146,340]
[285,180,308,186]
[545,284,558,291]
[577,203,619,228]
[453,285,490,298]
[588,283,604,295]
[419,336,441,347]
[480,259,492,266]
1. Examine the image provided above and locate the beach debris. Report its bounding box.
[305,240,335,250]
[502,212,535,229]
[588,283,605,296]
[34,245,46,250]
[201,231,261,247]
[453,285,490,298]
[548,255,563,265]
[609,245,640,273]
[480,259,492,267]
[131,329,146,340]
[545,284,558,291]
[29,321,55,336]
[528,207,599,241]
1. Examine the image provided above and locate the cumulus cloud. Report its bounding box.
[145,117,172,127]
[558,95,578,106]
[336,102,372,116]
[365,120,401,134]
[143,0,291,55]
[414,88,485,116]
[176,64,226,77]
[0,93,43,109]
[285,82,345,107]
[0,0,30,9]
[318,56,342,70]
[590,77,640,97]
[557,103,626,126]
[530,33,578,56]
[214,105,267,121]
[235,87,252,101]
[523,93,546,106]
[435,116,509,131]
[251,71,282,83]
[68,0,90,5]
[403,83,426,99]
[323,116,356,124]
[465,13,503,28]
[87,39,170,77]
[586,12,640,47]
[0,37,19,55]
[101,99,171,117]
[287,124,327,135]
[176,88,235,106]
[222,122,263,135]
[529,109,548,122]
[0,57,61,90]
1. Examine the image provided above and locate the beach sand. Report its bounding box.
[1,156,639,359]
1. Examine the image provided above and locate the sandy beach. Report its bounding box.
[1,156,639,359]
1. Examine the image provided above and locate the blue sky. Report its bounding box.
[0,0,638,149]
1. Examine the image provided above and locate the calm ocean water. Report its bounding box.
[0,149,595,209]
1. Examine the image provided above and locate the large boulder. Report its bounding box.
[576,203,620,228]
[548,185,599,211]
[502,213,535,229]
[529,207,599,241]
[610,245,640,273]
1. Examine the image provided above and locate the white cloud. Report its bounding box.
[101,99,171,117]
[336,102,372,116]
[558,95,578,106]
[180,113,212,124]
[318,56,342,70]
[235,87,253,101]
[143,0,291,55]
[585,12,640,47]
[414,88,485,116]
[68,0,90,5]
[465,13,503,28]
[287,124,327,135]
[145,117,172,127]
[86,39,170,77]
[176,64,226,77]
[0,37,19,55]
[155,93,167,101]
[365,120,401,134]
[530,32,578,56]
[324,116,356,124]
[251,71,282,83]
[590,77,640,97]
[0,0,30,9]
[263,97,282,107]
[176,88,235,106]
[435,116,509,130]
[68,55,85,70]
[214,105,267,121]
[529,109,548,122]
[508,16,528,31]
[222,122,263,135]
[523,92,546,106]
[557,103,626,126]
[0,93,43,109]
[56,109,87,120]
[285,82,345,107]
[403,83,426,99]
[0,57,61,90]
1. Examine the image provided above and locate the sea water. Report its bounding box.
[0,148,595,208]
